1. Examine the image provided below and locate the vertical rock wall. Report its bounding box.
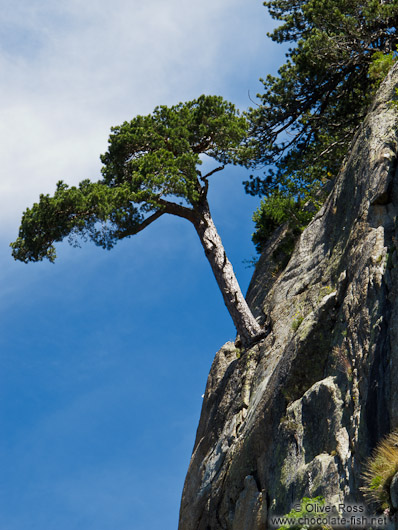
[179,64,398,530]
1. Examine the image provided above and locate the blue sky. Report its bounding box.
[0,2,286,529]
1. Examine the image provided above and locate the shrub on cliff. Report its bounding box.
[361,431,398,511]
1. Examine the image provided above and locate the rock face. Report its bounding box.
[178,63,398,530]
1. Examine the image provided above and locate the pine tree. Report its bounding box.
[246,0,398,249]
[11,95,264,347]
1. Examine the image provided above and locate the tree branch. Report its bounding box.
[117,210,165,239]
[201,165,225,180]
[199,165,225,199]
[156,198,196,222]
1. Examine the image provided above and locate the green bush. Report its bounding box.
[361,431,398,511]
[252,191,317,253]
[368,49,397,91]
[277,496,330,530]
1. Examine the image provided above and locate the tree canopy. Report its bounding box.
[11,95,247,263]
[11,95,265,346]
[246,0,398,249]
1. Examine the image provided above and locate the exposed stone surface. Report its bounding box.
[179,63,398,529]
[391,473,398,510]
[246,222,295,324]
[231,475,267,530]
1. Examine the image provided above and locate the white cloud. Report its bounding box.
[0,0,276,236]
[0,5,282,528]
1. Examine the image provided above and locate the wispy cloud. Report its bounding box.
[0,0,275,235]
[0,4,282,529]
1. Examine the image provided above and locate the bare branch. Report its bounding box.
[117,210,165,238]
[201,165,225,181]
[156,198,196,222]
[248,90,260,107]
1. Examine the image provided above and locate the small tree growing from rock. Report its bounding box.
[11,95,264,347]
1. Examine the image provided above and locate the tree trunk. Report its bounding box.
[192,200,264,347]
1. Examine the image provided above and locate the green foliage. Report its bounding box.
[101,95,248,201]
[245,0,398,207]
[11,95,248,263]
[291,300,307,332]
[368,49,397,90]
[318,285,334,299]
[277,496,329,530]
[361,431,398,511]
[291,313,304,332]
[252,190,317,252]
[10,180,143,262]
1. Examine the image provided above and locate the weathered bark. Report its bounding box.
[148,195,264,345]
[192,200,264,347]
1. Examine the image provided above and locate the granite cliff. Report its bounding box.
[179,63,398,529]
